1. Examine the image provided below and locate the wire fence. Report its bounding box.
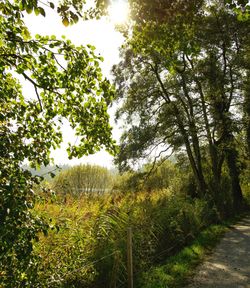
[46,226,196,288]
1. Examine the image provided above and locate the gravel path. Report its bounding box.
[186,216,250,288]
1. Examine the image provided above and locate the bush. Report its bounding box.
[51,164,113,197]
[112,160,181,193]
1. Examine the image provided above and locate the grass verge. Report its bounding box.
[137,223,229,288]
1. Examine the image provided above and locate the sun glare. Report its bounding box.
[108,0,129,25]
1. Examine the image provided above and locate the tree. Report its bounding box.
[52,164,113,196]
[113,0,249,208]
[225,0,250,20]
[0,1,116,286]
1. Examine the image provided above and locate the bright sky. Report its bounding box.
[23,2,128,168]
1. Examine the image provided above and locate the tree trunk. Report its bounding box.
[155,67,207,197]
[179,121,207,198]
[225,146,243,210]
[244,70,250,156]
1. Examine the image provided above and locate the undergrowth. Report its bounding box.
[137,208,250,288]
[34,190,221,287]
[136,224,229,288]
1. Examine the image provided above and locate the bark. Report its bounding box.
[244,70,250,156]
[225,144,243,210]
[154,67,206,197]
[180,73,207,197]
[186,55,223,197]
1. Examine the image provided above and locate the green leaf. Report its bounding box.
[62,17,69,27]
[87,44,96,51]
[72,14,79,23]
[49,2,55,9]
[34,7,40,16]
[39,7,46,17]
[26,6,33,14]
[59,5,69,12]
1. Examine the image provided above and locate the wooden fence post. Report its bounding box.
[127,227,133,288]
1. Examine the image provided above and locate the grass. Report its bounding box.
[137,224,229,288]
[137,208,250,288]
[34,191,214,287]
[33,189,249,287]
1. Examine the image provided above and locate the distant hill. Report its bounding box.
[22,164,70,180]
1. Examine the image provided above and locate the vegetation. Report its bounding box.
[138,224,229,288]
[51,164,114,196]
[0,1,115,286]
[113,0,250,212]
[22,164,70,179]
[33,186,220,287]
[1,0,250,287]
[27,162,248,287]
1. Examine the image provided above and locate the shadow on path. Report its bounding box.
[186,216,250,288]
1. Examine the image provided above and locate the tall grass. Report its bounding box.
[34,189,220,287]
[137,224,229,288]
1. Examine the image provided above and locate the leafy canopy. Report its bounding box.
[113,0,249,207]
[0,0,116,286]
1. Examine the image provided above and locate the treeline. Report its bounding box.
[45,159,249,203]
[45,161,181,197]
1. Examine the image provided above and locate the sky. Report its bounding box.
[23,3,127,168]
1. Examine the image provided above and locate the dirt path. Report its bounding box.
[186,216,250,288]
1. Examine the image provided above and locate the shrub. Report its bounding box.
[51,164,113,197]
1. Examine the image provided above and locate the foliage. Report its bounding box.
[15,0,110,26]
[241,158,250,205]
[113,160,181,193]
[225,0,250,20]
[0,162,47,287]
[137,224,229,288]
[22,164,70,180]
[0,1,116,286]
[33,188,221,287]
[113,0,250,209]
[51,164,114,196]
